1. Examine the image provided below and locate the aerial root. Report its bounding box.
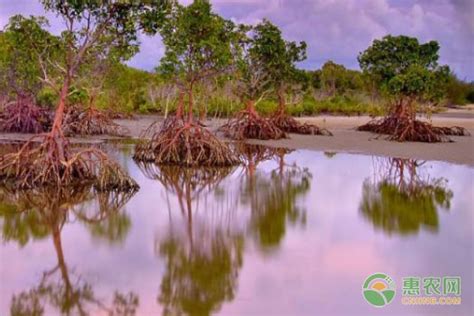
[0,96,51,133]
[219,110,286,140]
[63,105,129,137]
[357,116,470,143]
[432,126,470,136]
[0,133,138,191]
[270,113,332,136]
[134,116,239,167]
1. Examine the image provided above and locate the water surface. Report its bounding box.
[0,144,472,316]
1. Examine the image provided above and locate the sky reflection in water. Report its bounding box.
[0,144,472,316]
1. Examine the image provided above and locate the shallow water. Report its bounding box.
[0,144,472,316]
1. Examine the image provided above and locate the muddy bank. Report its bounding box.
[1,111,473,166]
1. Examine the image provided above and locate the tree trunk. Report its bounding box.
[187,86,194,125]
[277,86,286,115]
[50,78,70,138]
[52,226,73,298]
[393,98,415,123]
[248,160,256,179]
[246,99,256,115]
[278,152,285,176]
[176,91,184,119]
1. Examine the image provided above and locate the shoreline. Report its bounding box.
[1,110,473,167]
[245,114,474,167]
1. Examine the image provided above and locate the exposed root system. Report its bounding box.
[0,96,51,133]
[63,106,128,137]
[0,134,139,191]
[220,110,286,140]
[134,116,239,167]
[432,126,469,136]
[270,113,332,136]
[358,116,469,142]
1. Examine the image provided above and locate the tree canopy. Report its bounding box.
[251,19,307,92]
[358,35,449,102]
[0,15,61,98]
[158,0,237,88]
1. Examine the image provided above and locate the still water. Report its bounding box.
[0,144,472,316]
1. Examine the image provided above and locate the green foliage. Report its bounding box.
[68,88,89,105]
[445,73,474,105]
[41,0,168,60]
[231,23,268,101]
[32,0,169,121]
[243,19,308,105]
[251,95,383,117]
[98,64,155,112]
[319,61,364,96]
[320,61,346,95]
[252,19,307,87]
[158,0,237,86]
[255,100,278,116]
[0,15,61,98]
[36,87,58,108]
[205,95,243,117]
[358,35,449,103]
[467,90,474,103]
[305,96,383,116]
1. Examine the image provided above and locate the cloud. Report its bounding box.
[1,0,472,79]
[211,0,473,79]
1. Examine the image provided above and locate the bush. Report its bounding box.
[36,87,57,108]
[295,95,383,116]
[445,75,474,105]
[466,90,474,103]
[204,96,242,118]
[287,103,305,116]
[255,100,278,116]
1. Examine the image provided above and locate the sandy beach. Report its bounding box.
[1,108,473,166]
[247,114,474,166]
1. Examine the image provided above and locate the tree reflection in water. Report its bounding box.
[237,144,312,252]
[136,145,312,315]
[138,164,243,316]
[360,158,453,235]
[0,186,138,315]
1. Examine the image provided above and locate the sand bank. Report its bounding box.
[1,109,473,166]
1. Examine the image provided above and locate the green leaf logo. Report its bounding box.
[362,273,396,307]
